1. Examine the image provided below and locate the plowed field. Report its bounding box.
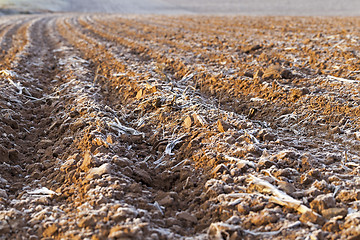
[1,14,360,240]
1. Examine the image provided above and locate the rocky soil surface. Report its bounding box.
[1,14,360,239]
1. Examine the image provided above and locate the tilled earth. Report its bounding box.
[1,14,360,240]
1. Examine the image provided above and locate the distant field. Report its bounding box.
[1,0,360,15]
[0,0,67,13]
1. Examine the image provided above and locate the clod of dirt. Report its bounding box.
[85,163,113,180]
[80,151,98,171]
[208,222,244,240]
[243,44,262,54]
[300,211,325,225]
[0,145,9,163]
[263,65,293,80]
[176,211,198,224]
[310,194,336,213]
[321,208,348,220]
[217,120,232,133]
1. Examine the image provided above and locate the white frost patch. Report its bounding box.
[0,70,16,77]
[250,97,265,102]
[27,187,57,196]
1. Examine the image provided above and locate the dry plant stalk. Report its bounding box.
[249,175,311,214]
[327,75,358,84]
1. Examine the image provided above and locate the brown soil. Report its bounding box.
[1,14,360,240]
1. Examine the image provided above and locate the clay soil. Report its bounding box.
[1,14,360,240]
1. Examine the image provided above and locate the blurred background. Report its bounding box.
[0,0,360,15]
